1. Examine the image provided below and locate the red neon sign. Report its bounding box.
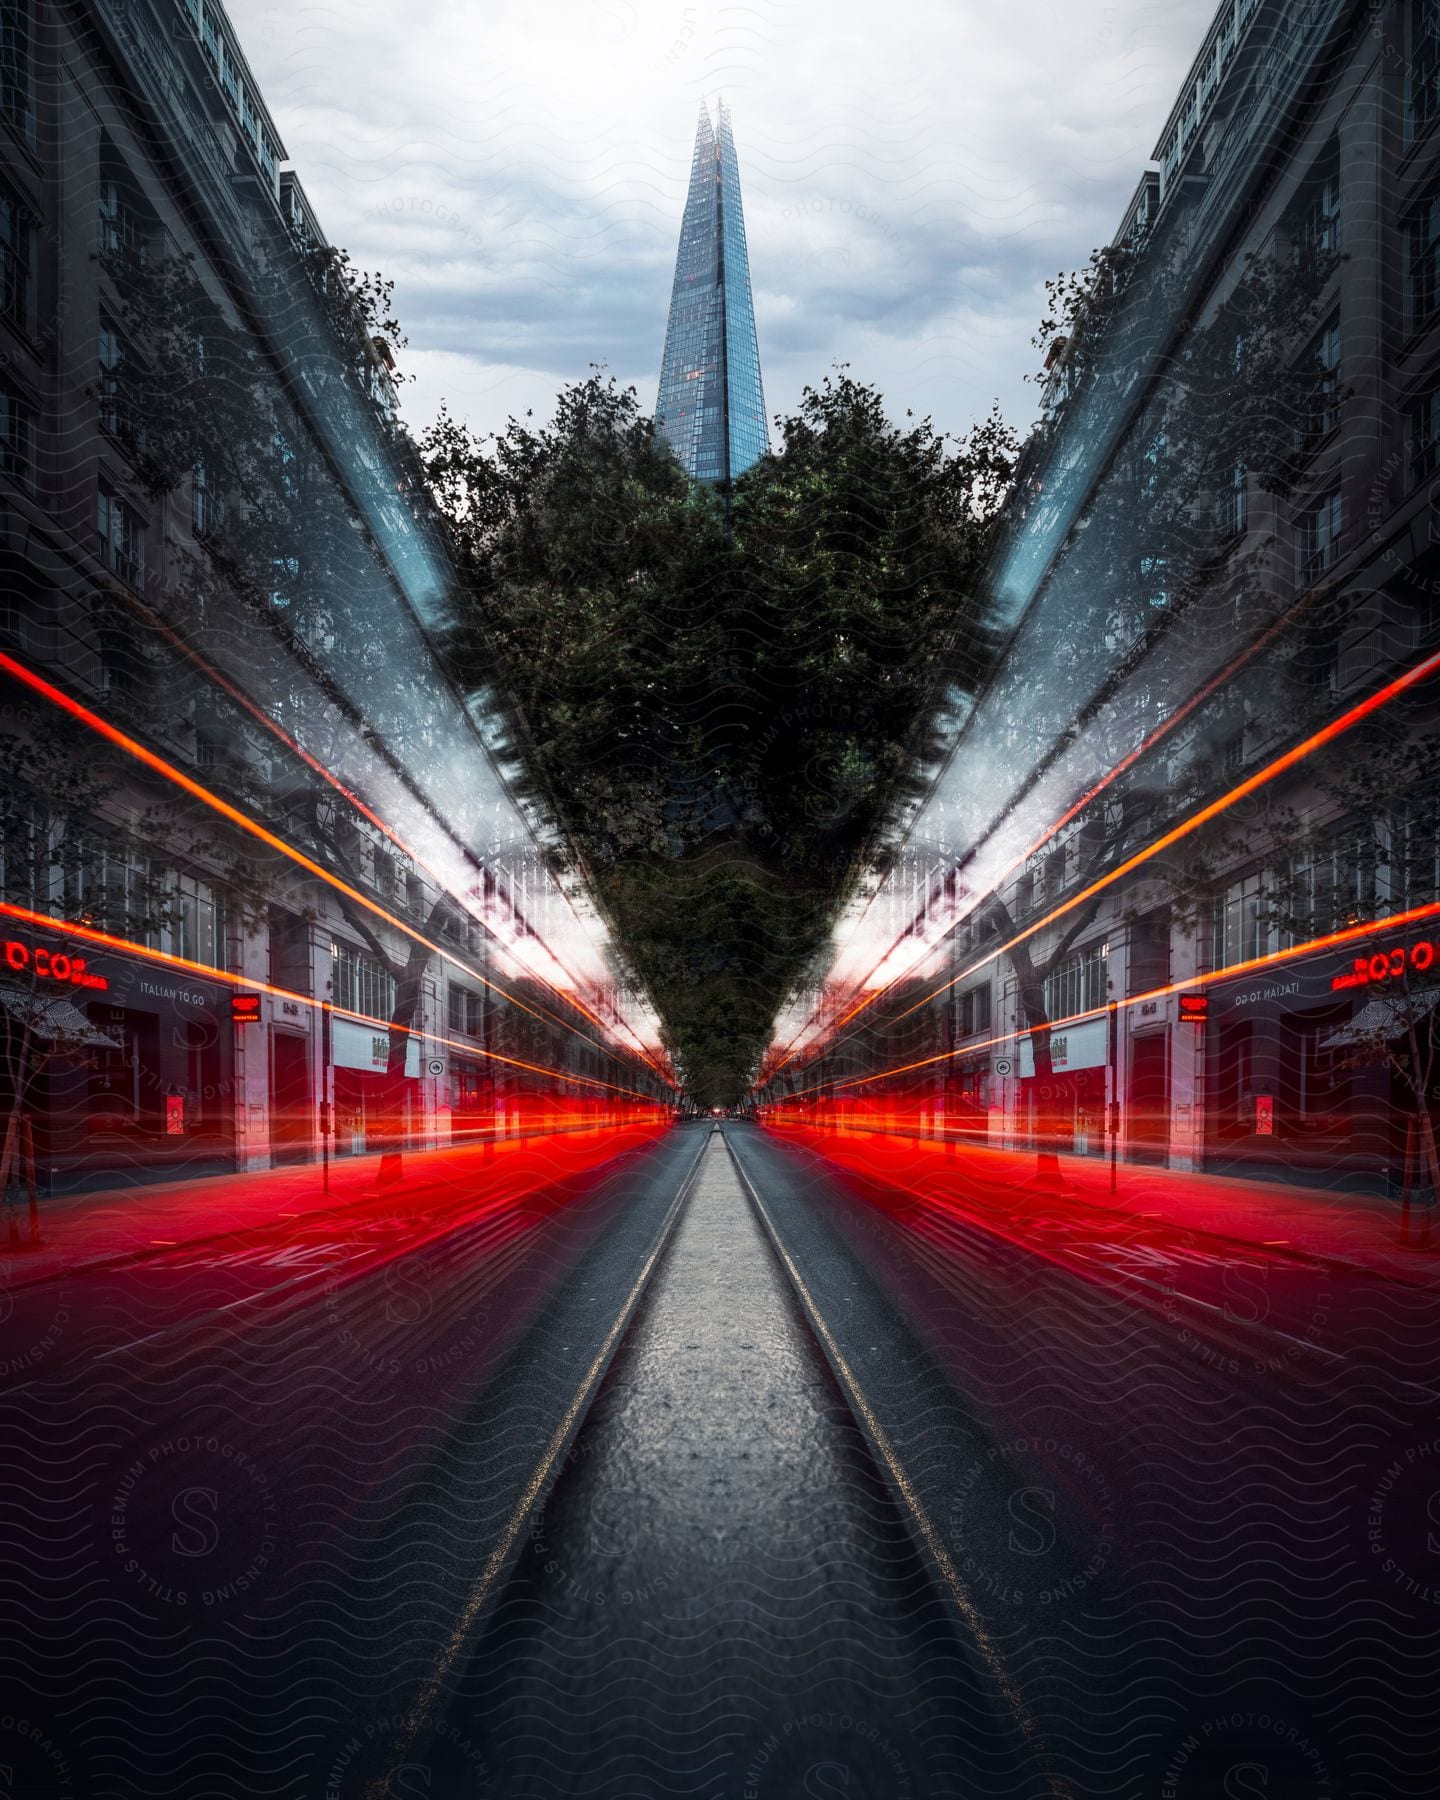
[1178,993,1210,1024]
[230,993,262,1024]
[1254,1094,1274,1135]
[1331,938,1437,991]
[2,937,108,991]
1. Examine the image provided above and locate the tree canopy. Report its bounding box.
[423,371,1015,1106]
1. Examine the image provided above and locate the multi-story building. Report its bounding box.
[756,0,1440,1202]
[0,0,670,1198]
[655,98,769,484]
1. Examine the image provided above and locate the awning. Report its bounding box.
[0,987,121,1048]
[1322,988,1440,1049]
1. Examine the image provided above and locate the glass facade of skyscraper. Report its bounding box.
[655,100,768,484]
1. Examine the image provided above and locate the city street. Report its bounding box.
[6,0,1440,1787]
[3,1122,1436,1796]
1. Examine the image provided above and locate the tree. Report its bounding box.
[424,371,1017,1107]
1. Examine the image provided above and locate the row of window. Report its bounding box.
[0,822,227,969]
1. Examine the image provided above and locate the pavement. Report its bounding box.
[761,1120,1440,1287]
[0,1121,669,1289]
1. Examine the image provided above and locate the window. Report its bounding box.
[0,182,33,334]
[1411,0,1440,135]
[1043,943,1108,1021]
[1284,835,1377,940]
[0,384,34,490]
[98,317,142,447]
[1293,159,1340,267]
[159,871,225,967]
[1407,191,1440,330]
[0,0,32,142]
[97,483,144,588]
[1407,389,1440,492]
[1300,315,1341,444]
[1211,871,1278,968]
[1297,488,1342,580]
[97,179,147,264]
[191,460,224,536]
[447,985,483,1037]
[958,985,992,1038]
[331,941,395,1019]
[1214,461,1247,539]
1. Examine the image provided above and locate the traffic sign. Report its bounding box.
[993,1057,1013,1076]
[427,1058,446,1076]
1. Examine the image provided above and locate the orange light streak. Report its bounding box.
[765,597,1322,1078]
[107,595,660,1063]
[764,646,1440,1088]
[0,899,661,1100]
[0,652,671,1088]
[768,896,1440,1099]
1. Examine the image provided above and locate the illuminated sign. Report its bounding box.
[1178,993,1210,1024]
[165,1094,186,1136]
[1331,938,1437,991]
[1254,1094,1274,1135]
[230,993,262,1024]
[2,937,108,991]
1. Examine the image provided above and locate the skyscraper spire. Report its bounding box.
[655,98,768,485]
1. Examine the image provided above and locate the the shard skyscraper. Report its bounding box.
[655,100,768,485]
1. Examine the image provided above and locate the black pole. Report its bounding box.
[320,1000,331,1196]
[1108,999,1120,1195]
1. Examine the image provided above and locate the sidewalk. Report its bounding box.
[764,1122,1440,1289]
[1,1123,669,1290]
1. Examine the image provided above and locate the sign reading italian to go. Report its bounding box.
[1331,938,1437,991]
[3,937,109,991]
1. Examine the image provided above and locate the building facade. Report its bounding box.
[655,98,769,485]
[755,0,1440,1203]
[0,0,671,1200]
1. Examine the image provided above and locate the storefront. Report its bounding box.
[1019,1017,1109,1155]
[0,926,237,1193]
[1204,955,1395,1187]
[331,1016,419,1157]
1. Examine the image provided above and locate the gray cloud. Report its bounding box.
[225,0,1217,444]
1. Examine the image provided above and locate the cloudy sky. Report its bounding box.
[226,0,1217,447]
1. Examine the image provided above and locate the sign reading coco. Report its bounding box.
[1331,939,1437,991]
[3,937,109,991]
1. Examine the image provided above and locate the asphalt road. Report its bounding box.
[2,1119,1438,1797]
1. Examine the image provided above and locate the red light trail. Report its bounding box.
[763,589,1333,1076]
[764,896,1440,1102]
[0,899,664,1102]
[760,644,1440,1090]
[0,651,673,1089]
